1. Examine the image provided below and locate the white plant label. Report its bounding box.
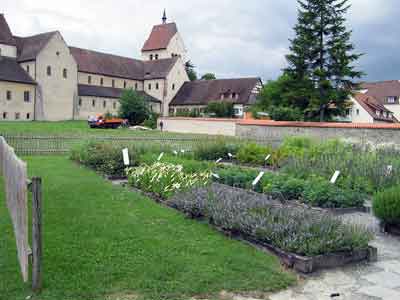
[265,154,271,161]
[330,171,341,184]
[181,149,185,153]
[216,158,223,163]
[212,173,220,179]
[173,150,178,155]
[252,171,265,186]
[228,153,233,158]
[157,152,164,161]
[387,165,393,175]
[122,148,130,166]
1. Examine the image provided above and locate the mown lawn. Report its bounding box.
[0,121,206,138]
[0,157,294,300]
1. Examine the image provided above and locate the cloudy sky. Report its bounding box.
[3,0,399,81]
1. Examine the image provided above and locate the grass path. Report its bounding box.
[0,157,294,300]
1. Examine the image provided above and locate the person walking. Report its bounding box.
[159,120,164,132]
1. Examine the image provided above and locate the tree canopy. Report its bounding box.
[201,73,217,80]
[185,61,197,81]
[118,89,150,125]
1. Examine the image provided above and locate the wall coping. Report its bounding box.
[160,117,240,123]
[238,120,400,130]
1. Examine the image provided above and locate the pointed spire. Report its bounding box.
[162,9,167,24]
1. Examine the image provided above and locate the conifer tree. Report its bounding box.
[285,0,364,121]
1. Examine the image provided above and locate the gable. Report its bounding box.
[15,31,58,62]
[0,14,16,46]
[142,23,178,52]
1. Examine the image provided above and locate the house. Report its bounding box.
[169,78,263,118]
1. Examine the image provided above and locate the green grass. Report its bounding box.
[0,157,294,300]
[0,121,209,138]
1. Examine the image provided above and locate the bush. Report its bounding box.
[168,184,372,256]
[302,176,364,208]
[126,162,211,198]
[373,187,400,225]
[70,142,139,177]
[204,101,235,118]
[193,139,239,161]
[237,143,273,166]
[142,112,159,129]
[214,166,259,191]
[118,89,150,125]
[263,173,306,200]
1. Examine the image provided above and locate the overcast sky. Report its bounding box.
[3,0,399,82]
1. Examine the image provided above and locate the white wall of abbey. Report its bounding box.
[164,58,189,116]
[78,72,143,90]
[0,81,35,121]
[36,32,78,121]
[142,32,187,62]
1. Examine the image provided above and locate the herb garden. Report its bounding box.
[70,136,400,272]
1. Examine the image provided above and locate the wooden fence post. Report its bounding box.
[31,177,42,293]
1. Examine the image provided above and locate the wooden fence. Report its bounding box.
[1,134,271,156]
[0,136,43,292]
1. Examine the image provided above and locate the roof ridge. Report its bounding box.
[69,46,142,63]
[14,30,58,39]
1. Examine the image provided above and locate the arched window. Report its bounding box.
[150,54,153,60]
[88,76,92,84]
[156,82,159,90]
[135,83,138,90]
[148,83,152,90]
[92,99,96,107]
[113,102,117,109]
[172,83,175,90]
[78,98,82,106]
[63,68,67,79]
[124,81,127,88]
[155,54,159,60]
[112,79,115,88]
[100,78,104,86]
[103,100,106,108]
[47,66,52,76]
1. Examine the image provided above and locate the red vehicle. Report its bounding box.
[88,115,128,129]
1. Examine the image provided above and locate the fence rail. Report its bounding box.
[1,134,278,156]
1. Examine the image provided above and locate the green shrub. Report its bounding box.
[214,166,259,190]
[127,162,211,198]
[302,176,364,208]
[193,139,239,161]
[262,173,305,200]
[237,143,272,165]
[373,187,400,225]
[70,142,139,177]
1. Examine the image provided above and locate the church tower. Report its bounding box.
[141,11,188,62]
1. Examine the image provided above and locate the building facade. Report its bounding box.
[0,13,189,121]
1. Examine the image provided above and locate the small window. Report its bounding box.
[3,112,7,119]
[112,80,115,88]
[135,83,138,90]
[92,99,96,107]
[88,76,92,84]
[56,51,60,56]
[63,68,67,79]
[124,81,127,88]
[47,66,51,76]
[103,100,106,108]
[15,112,20,120]
[156,82,159,90]
[6,90,12,100]
[387,96,398,104]
[148,83,152,90]
[150,54,153,60]
[100,78,104,86]
[155,54,159,60]
[26,65,30,74]
[24,91,30,102]
[172,84,175,90]
[78,98,82,106]
[26,113,30,120]
[356,109,360,116]
[113,102,117,109]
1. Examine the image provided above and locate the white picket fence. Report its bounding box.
[0,136,29,282]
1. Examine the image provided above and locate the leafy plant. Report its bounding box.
[373,187,400,225]
[119,89,150,125]
[193,139,239,161]
[127,162,211,198]
[204,101,235,118]
[237,143,273,166]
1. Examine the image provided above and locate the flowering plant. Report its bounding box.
[126,162,211,198]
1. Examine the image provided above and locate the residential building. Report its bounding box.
[169,78,263,118]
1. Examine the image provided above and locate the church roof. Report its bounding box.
[142,23,178,52]
[0,14,16,46]
[14,31,58,62]
[0,56,36,84]
[170,78,262,106]
[70,46,178,80]
[78,84,161,103]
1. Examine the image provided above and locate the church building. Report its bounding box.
[0,12,261,121]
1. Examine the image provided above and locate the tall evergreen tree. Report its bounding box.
[285,0,364,121]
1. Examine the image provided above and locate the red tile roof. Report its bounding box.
[238,119,400,129]
[361,80,400,104]
[142,23,178,52]
[353,93,396,123]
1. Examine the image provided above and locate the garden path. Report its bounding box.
[268,212,400,300]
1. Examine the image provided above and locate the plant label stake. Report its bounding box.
[212,173,220,179]
[252,171,265,187]
[228,153,234,161]
[330,171,341,184]
[216,158,223,164]
[264,154,271,167]
[157,153,164,161]
[387,165,393,176]
[122,148,130,166]
[173,150,178,156]
[181,149,185,154]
